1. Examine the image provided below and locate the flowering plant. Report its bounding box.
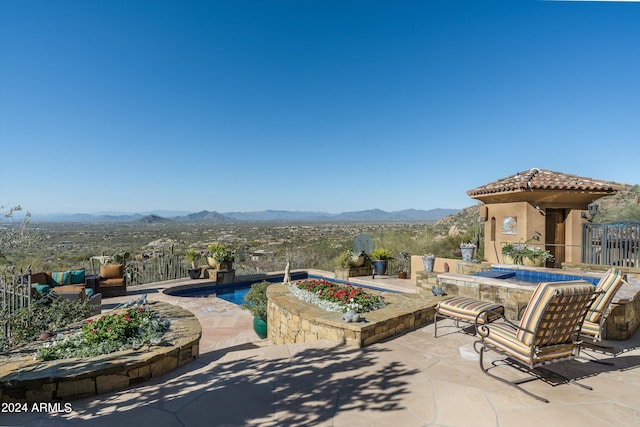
[35,303,170,361]
[288,279,386,314]
[502,241,554,264]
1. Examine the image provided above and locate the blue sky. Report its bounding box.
[1,0,639,215]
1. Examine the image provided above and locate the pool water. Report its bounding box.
[476,267,600,285]
[167,272,397,305]
[216,286,251,305]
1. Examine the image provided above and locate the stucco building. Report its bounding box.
[467,168,622,267]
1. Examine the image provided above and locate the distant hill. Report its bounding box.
[30,208,460,223]
[179,210,231,222]
[136,214,174,224]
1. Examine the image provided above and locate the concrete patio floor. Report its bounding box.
[3,273,640,427]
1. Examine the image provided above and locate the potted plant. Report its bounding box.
[522,245,554,267]
[207,244,235,270]
[336,249,355,269]
[502,241,554,266]
[422,254,435,272]
[459,241,476,262]
[242,280,271,339]
[501,241,520,264]
[397,251,410,278]
[371,248,393,276]
[185,248,201,279]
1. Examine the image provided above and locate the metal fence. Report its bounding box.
[582,222,640,268]
[84,255,190,287]
[0,274,32,343]
[125,255,190,286]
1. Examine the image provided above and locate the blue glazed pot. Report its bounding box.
[373,260,387,275]
[253,317,268,339]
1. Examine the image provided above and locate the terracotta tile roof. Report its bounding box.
[467,168,622,197]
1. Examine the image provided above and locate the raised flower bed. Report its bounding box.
[0,301,201,403]
[268,281,438,348]
[288,278,386,313]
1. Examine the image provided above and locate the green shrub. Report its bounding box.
[242,280,272,320]
[0,299,94,352]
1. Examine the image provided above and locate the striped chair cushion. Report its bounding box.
[436,296,504,323]
[581,319,601,339]
[517,281,596,346]
[585,268,624,324]
[482,322,575,364]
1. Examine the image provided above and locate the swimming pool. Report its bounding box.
[473,267,600,285]
[165,271,397,305]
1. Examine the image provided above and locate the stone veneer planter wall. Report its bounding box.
[0,301,201,403]
[266,283,438,348]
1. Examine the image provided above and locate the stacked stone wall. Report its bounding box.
[267,284,438,348]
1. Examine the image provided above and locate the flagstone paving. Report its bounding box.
[2,273,640,426]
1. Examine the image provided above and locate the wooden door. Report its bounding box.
[546,209,566,268]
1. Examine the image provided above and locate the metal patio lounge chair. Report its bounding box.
[579,267,626,345]
[474,280,601,403]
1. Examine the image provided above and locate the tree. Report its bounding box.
[0,205,34,273]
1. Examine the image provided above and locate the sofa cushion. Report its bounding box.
[32,283,51,295]
[100,278,124,287]
[51,271,70,287]
[53,284,86,301]
[100,264,124,280]
[30,272,50,286]
[69,269,86,285]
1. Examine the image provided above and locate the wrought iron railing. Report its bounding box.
[0,274,32,344]
[582,222,640,268]
[84,255,190,287]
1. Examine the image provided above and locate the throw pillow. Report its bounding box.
[70,269,86,284]
[51,271,70,287]
[100,264,124,279]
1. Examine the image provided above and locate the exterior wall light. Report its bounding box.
[581,200,599,222]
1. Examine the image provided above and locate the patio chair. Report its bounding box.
[98,264,127,297]
[474,280,601,403]
[579,267,626,345]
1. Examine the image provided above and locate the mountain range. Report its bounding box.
[30,208,460,223]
